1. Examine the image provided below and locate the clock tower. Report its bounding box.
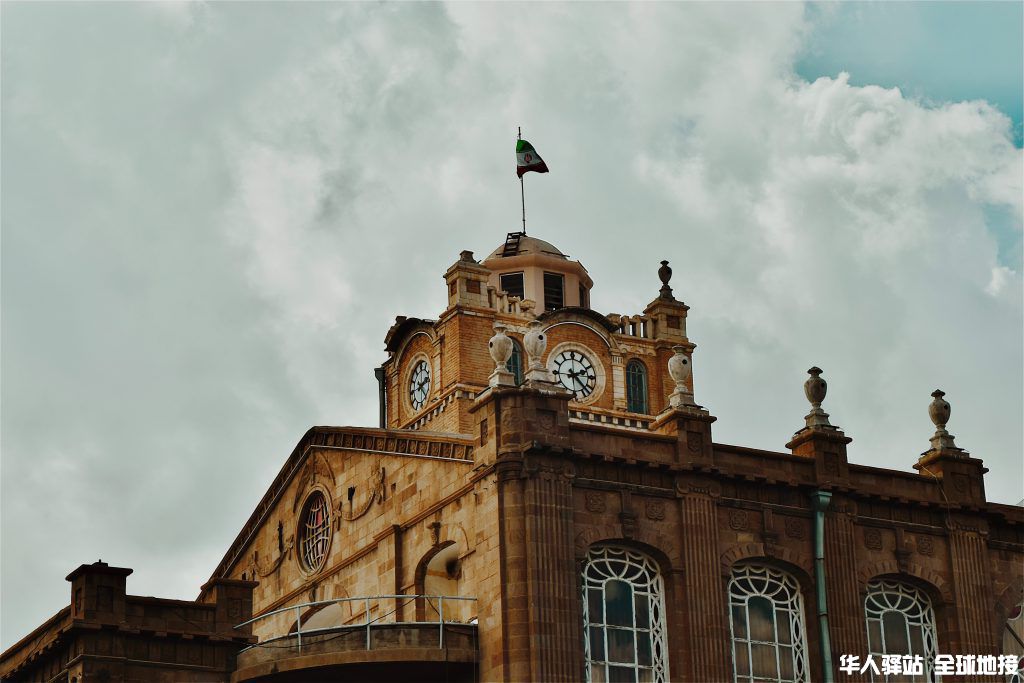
[380,232,697,435]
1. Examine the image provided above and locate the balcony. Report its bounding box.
[231,595,477,683]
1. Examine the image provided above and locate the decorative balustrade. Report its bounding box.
[606,313,655,338]
[235,594,478,655]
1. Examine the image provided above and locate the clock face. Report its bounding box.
[551,350,597,400]
[409,360,431,411]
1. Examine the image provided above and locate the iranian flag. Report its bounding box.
[516,139,549,178]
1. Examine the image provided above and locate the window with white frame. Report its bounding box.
[582,545,669,683]
[728,563,809,683]
[864,579,938,682]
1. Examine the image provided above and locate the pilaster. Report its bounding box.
[947,519,998,675]
[677,481,731,681]
[823,497,868,682]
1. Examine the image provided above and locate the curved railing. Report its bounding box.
[234,594,477,654]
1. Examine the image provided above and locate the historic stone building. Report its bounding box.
[3,232,1022,683]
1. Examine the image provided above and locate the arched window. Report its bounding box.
[1005,601,1024,682]
[728,563,809,683]
[509,340,524,386]
[299,491,331,572]
[864,579,938,681]
[626,360,648,414]
[582,545,669,683]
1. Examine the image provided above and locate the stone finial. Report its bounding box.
[523,320,554,383]
[487,323,514,387]
[927,389,959,451]
[928,389,950,429]
[803,367,833,428]
[459,250,476,263]
[658,260,674,299]
[668,345,695,407]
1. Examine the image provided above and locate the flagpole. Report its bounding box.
[518,127,526,234]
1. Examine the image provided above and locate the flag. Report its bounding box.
[516,139,549,178]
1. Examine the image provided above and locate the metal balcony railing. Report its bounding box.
[233,594,477,655]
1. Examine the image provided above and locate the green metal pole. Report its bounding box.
[812,490,835,682]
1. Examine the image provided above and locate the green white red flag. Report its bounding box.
[516,139,549,178]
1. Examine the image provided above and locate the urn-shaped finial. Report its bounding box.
[802,366,833,428]
[658,260,674,299]
[804,366,827,408]
[668,345,691,386]
[924,388,961,453]
[487,323,514,387]
[667,345,694,407]
[488,323,513,369]
[523,320,546,368]
[523,320,555,384]
[928,389,950,430]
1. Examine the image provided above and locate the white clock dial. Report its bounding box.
[409,360,431,410]
[551,350,596,399]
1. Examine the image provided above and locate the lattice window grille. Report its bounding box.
[864,579,938,682]
[728,563,809,683]
[301,492,331,572]
[582,545,669,683]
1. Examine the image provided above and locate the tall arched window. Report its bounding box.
[582,545,669,683]
[509,340,524,386]
[626,360,648,414]
[864,579,938,681]
[728,563,809,683]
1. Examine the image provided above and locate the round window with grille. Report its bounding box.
[299,491,331,572]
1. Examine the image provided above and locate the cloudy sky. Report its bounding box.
[2,1,1021,649]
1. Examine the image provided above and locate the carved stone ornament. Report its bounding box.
[728,509,749,531]
[668,345,695,408]
[802,367,833,428]
[585,491,606,513]
[429,521,442,546]
[864,528,883,550]
[687,430,704,454]
[645,501,666,521]
[784,518,805,540]
[619,511,637,539]
[488,323,515,387]
[917,535,935,557]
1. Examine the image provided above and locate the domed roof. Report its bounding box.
[486,233,567,260]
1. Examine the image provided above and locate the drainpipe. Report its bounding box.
[374,366,387,428]
[812,490,835,682]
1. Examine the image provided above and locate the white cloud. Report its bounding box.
[3,1,1020,652]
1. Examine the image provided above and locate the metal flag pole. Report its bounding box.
[518,127,526,234]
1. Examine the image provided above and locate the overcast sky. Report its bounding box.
[2,2,1021,649]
